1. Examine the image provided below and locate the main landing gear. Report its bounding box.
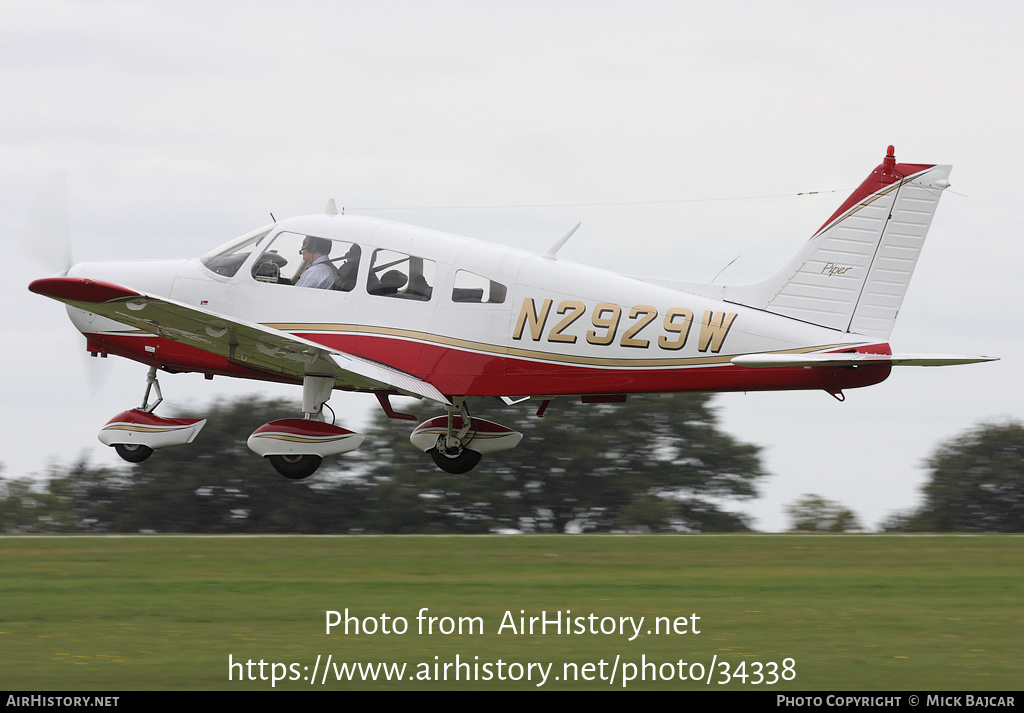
[246,374,364,480]
[99,370,523,479]
[410,398,523,474]
[101,369,363,479]
[98,367,207,463]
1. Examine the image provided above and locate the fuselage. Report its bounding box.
[67,212,891,399]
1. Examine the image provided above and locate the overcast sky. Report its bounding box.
[3,1,1020,531]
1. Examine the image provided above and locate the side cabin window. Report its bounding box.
[251,231,361,292]
[367,249,435,301]
[451,270,507,304]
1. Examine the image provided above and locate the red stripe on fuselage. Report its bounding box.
[83,330,892,397]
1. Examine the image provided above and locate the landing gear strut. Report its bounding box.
[98,367,206,463]
[430,399,480,474]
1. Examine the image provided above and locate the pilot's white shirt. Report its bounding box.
[295,256,336,290]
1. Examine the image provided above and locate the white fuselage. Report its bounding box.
[67,213,886,399]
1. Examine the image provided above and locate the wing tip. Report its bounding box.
[29,276,141,303]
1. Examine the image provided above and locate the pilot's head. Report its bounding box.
[300,236,332,259]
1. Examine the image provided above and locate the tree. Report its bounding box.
[785,494,862,532]
[900,422,1024,532]
[0,464,74,533]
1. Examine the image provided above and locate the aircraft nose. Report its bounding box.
[65,262,85,278]
[61,259,189,298]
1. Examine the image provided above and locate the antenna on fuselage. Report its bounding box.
[543,222,581,260]
[326,199,339,215]
[711,255,741,284]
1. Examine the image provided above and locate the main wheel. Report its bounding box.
[114,443,154,463]
[429,447,482,474]
[268,454,322,480]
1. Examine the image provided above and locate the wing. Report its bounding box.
[731,352,997,368]
[29,277,449,404]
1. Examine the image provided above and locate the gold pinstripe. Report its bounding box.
[814,175,916,236]
[253,434,356,444]
[101,424,190,433]
[266,322,852,369]
[94,322,859,370]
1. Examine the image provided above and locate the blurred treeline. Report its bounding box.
[0,393,767,534]
[3,395,1021,533]
[878,421,1024,533]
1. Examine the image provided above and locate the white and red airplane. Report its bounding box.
[30,147,995,478]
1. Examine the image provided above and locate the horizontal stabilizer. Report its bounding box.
[732,353,998,368]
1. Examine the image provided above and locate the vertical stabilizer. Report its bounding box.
[724,147,952,339]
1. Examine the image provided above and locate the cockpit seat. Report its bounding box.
[404,274,432,301]
[369,270,407,296]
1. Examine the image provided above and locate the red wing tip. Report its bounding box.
[29,277,141,303]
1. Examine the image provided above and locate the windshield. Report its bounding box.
[200,226,274,277]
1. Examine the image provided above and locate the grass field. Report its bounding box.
[0,535,1020,690]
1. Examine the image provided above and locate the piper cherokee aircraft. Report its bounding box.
[29,147,995,479]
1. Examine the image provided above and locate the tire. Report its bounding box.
[428,447,482,474]
[268,454,322,480]
[114,443,153,463]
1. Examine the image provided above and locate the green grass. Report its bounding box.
[0,535,1020,690]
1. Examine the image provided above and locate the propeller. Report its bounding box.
[22,170,72,276]
[22,170,112,395]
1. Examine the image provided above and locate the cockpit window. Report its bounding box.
[251,231,361,292]
[200,228,272,277]
[451,270,507,304]
[367,249,435,301]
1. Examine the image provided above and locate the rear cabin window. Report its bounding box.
[367,249,435,301]
[451,270,507,304]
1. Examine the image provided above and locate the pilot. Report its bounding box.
[294,237,337,289]
[334,244,361,292]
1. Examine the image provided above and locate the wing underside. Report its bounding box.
[29,277,449,404]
